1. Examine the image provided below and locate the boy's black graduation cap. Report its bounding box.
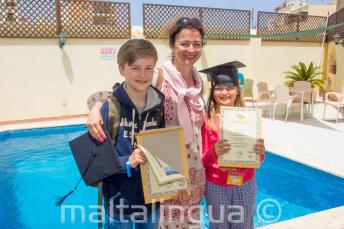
[55,130,123,206]
[200,61,246,86]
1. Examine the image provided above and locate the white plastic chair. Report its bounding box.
[273,85,303,122]
[323,92,344,123]
[256,82,273,118]
[292,81,314,116]
[242,79,255,106]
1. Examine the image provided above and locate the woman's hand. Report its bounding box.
[214,139,231,157]
[173,189,189,203]
[128,148,147,168]
[87,101,106,142]
[254,138,266,157]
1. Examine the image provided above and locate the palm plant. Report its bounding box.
[284,62,324,88]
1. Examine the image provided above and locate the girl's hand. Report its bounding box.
[129,148,147,168]
[87,101,106,142]
[254,138,266,157]
[214,139,231,157]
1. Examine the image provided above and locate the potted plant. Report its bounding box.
[284,62,324,89]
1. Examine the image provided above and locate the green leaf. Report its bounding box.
[284,61,324,88]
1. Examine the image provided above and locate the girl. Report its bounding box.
[201,67,266,229]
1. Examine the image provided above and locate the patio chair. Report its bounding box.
[242,78,255,106]
[273,85,303,122]
[256,82,274,117]
[291,81,314,116]
[322,92,344,123]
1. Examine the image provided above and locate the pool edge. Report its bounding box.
[257,205,344,229]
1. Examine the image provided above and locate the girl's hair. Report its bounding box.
[117,39,158,67]
[168,17,206,47]
[206,80,243,131]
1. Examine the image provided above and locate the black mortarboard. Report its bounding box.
[200,61,246,87]
[55,130,123,206]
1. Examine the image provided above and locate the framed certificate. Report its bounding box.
[219,107,262,168]
[137,126,189,204]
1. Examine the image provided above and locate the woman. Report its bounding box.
[87,17,207,228]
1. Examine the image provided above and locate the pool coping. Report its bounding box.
[267,147,344,179]
[258,205,344,229]
[0,117,87,132]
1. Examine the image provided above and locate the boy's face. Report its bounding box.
[119,56,155,93]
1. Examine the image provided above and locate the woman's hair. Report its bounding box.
[168,17,206,47]
[117,39,158,68]
[206,80,243,131]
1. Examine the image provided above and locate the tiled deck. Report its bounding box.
[263,102,344,178]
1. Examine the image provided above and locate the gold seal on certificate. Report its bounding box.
[219,107,262,168]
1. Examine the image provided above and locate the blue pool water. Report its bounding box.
[0,125,344,229]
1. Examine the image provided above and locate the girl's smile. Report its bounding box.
[213,85,238,107]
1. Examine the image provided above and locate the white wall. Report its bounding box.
[333,44,344,92]
[0,30,327,122]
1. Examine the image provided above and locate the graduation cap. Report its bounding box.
[200,61,246,87]
[55,130,123,206]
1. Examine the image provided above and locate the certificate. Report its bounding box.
[137,126,189,204]
[219,107,262,168]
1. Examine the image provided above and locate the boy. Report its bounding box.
[100,39,165,229]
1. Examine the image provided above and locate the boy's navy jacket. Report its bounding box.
[100,83,165,218]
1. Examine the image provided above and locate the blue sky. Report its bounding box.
[111,0,331,26]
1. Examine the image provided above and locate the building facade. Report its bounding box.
[276,0,336,16]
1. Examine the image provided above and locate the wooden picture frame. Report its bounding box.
[137,126,189,204]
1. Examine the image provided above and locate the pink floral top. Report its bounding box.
[159,79,205,228]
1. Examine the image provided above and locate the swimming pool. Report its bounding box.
[0,125,343,229]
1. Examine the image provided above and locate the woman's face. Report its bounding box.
[213,85,238,107]
[171,28,203,67]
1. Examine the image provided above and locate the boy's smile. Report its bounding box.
[119,57,155,94]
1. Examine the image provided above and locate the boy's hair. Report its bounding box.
[117,39,158,67]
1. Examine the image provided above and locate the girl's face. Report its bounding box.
[213,85,238,107]
[171,28,203,67]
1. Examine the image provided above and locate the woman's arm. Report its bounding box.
[87,101,107,142]
[87,91,112,110]
[86,90,112,142]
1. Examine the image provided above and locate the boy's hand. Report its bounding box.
[214,139,230,157]
[129,148,147,168]
[87,101,106,143]
[254,138,266,157]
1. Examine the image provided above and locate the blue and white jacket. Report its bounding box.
[100,82,165,218]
